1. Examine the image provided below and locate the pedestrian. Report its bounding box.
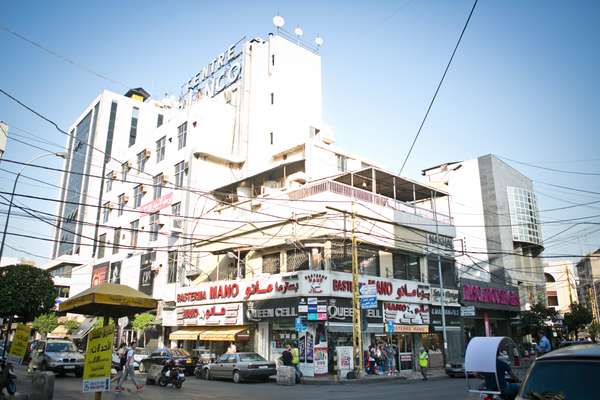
[115,341,143,392]
[384,341,395,375]
[291,341,303,382]
[536,330,551,355]
[227,342,237,354]
[376,344,384,375]
[281,344,293,366]
[418,347,429,380]
[111,343,127,384]
[367,345,376,374]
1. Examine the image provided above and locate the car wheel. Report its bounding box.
[233,370,241,384]
[205,369,211,381]
[175,381,182,389]
[158,376,168,387]
[138,362,146,373]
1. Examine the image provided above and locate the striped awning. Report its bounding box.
[169,328,205,341]
[198,326,246,341]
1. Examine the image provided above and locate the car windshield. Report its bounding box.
[239,353,266,362]
[171,349,190,357]
[46,342,77,353]
[520,360,600,399]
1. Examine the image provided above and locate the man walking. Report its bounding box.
[291,341,302,382]
[536,330,551,355]
[418,347,429,380]
[115,341,143,392]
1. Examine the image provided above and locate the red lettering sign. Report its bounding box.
[333,279,353,292]
[182,309,199,319]
[209,283,240,300]
[463,284,519,306]
[177,291,207,303]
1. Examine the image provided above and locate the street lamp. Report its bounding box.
[0,151,66,359]
[0,151,67,263]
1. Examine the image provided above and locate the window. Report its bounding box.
[157,114,164,128]
[113,227,121,254]
[547,296,559,307]
[121,162,129,182]
[156,136,166,162]
[262,253,280,274]
[270,92,274,105]
[427,257,457,288]
[336,154,348,172]
[130,220,139,248]
[149,212,159,241]
[330,241,379,275]
[118,193,126,216]
[98,233,106,258]
[153,174,163,200]
[177,122,187,150]
[271,54,275,66]
[136,150,147,173]
[393,253,421,281]
[172,202,182,229]
[55,285,70,298]
[129,106,139,147]
[287,248,324,271]
[134,185,144,208]
[269,132,274,145]
[105,101,118,160]
[105,172,113,192]
[175,161,185,188]
[103,202,111,223]
[168,250,178,284]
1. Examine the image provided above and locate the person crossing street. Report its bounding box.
[418,347,429,380]
[115,341,143,392]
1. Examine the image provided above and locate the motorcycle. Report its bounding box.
[0,359,17,395]
[158,361,185,389]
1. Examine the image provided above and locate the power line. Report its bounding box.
[398,0,479,175]
[499,155,600,177]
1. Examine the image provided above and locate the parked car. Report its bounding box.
[203,352,276,383]
[28,340,84,377]
[133,348,150,370]
[445,359,466,378]
[516,344,600,399]
[138,348,196,375]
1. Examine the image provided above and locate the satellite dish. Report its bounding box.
[273,14,285,28]
[315,36,324,47]
[294,26,304,36]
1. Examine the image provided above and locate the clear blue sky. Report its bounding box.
[1,0,599,266]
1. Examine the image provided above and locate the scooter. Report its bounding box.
[158,361,185,389]
[0,359,17,395]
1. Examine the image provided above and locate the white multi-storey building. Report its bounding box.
[46,27,462,372]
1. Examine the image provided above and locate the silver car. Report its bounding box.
[29,340,84,377]
[204,352,276,383]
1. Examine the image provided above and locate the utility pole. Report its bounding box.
[351,201,363,376]
[433,191,448,365]
[565,265,574,306]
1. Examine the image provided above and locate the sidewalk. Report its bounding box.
[301,368,448,385]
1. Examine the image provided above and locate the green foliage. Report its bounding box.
[0,264,56,321]
[132,313,156,331]
[564,302,593,337]
[64,319,80,334]
[32,313,58,337]
[588,321,600,342]
[93,318,115,329]
[519,302,558,336]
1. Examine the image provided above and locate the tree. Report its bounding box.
[0,264,55,321]
[564,302,593,339]
[588,321,600,343]
[32,313,58,339]
[64,319,80,334]
[93,318,114,329]
[132,313,156,347]
[519,302,558,337]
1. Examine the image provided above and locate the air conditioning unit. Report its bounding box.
[184,161,190,174]
[161,174,169,184]
[126,161,132,170]
[110,171,117,179]
[224,90,232,104]
[123,195,129,203]
[172,218,183,231]
[106,202,115,209]
[143,149,151,159]
[140,185,147,194]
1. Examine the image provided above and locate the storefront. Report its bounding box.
[383,301,430,371]
[460,278,520,341]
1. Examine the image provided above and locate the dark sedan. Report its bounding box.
[204,352,276,383]
[138,348,197,375]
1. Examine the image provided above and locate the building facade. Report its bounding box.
[422,155,546,337]
[575,249,600,321]
[544,260,578,316]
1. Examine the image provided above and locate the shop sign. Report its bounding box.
[245,298,299,322]
[7,324,31,365]
[460,278,520,311]
[383,302,430,325]
[161,310,178,327]
[327,298,382,324]
[299,297,327,321]
[83,325,114,393]
[91,262,109,287]
[461,306,475,317]
[178,303,243,326]
[304,272,328,294]
[359,283,377,309]
[184,40,243,98]
[139,192,172,215]
[431,287,460,306]
[426,233,454,255]
[429,306,461,327]
[394,324,429,333]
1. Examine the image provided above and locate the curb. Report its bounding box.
[300,374,448,385]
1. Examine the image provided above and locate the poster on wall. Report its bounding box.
[91,262,109,287]
[314,344,328,375]
[109,261,121,284]
[336,346,354,373]
[298,326,315,377]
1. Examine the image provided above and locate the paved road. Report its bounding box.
[11,369,483,400]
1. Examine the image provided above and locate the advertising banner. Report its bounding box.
[383,302,430,325]
[91,262,109,287]
[178,303,243,326]
[82,325,114,393]
[314,344,328,375]
[336,346,354,372]
[138,253,155,296]
[429,306,462,327]
[7,324,31,365]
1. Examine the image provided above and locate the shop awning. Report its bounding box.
[198,326,246,341]
[169,328,205,341]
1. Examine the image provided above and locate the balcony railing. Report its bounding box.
[287,180,452,225]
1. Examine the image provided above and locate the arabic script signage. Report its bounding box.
[139,192,173,216]
[383,302,430,325]
[178,303,243,326]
